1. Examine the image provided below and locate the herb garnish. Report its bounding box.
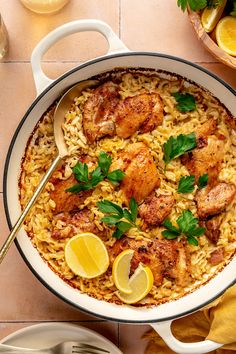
[177,175,195,193]
[163,133,197,166]
[66,152,125,193]
[230,0,236,16]
[198,173,209,189]
[172,92,197,113]
[177,0,223,12]
[177,173,209,193]
[97,198,139,239]
[162,210,205,246]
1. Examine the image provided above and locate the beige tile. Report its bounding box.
[0,0,119,62]
[119,324,150,354]
[0,322,118,347]
[0,61,82,190]
[121,0,214,62]
[199,62,236,90]
[0,193,103,321]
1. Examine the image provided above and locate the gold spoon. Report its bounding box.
[0,79,98,264]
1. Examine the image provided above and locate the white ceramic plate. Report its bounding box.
[0,322,122,353]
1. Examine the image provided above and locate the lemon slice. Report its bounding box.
[216,16,236,56]
[116,263,154,304]
[201,0,226,33]
[65,233,109,278]
[112,249,134,294]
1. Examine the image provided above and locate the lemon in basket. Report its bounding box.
[65,233,109,278]
[201,0,226,33]
[216,16,236,56]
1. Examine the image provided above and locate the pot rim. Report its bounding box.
[3,51,236,323]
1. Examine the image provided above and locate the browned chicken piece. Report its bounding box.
[138,192,175,227]
[51,208,100,240]
[226,115,236,131]
[114,93,163,138]
[181,137,225,184]
[49,176,91,215]
[109,237,190,287]
[196,182,236,219]
[83,82,120,143]
[195,118,217,148]
[110,142,160,203]
[209,248,224,266]
[200,214,224,244]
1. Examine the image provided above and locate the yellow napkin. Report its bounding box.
[144,285,236,354]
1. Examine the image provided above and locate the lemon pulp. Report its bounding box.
[116,263,154,304]
[201,0,226,33]
[112,249,134,294]
[216,16,236,56]
[65,233,109,278]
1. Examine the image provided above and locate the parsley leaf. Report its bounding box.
[97,199,123,216]
[177,0,223,12]
[198,173,209,189]
[98,151,112,176]
[107,170,125,184]
[172,92,197,113]
[230,0,236,16]
[162,210,205,246]
[178,175,195,193]
[207,0,223,8]
[162,219,181,235]
[162,219,181,239]
[97,198,139,239]
[163,133,197,165]
[66,152,125,193]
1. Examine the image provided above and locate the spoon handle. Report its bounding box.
[0,154,62,265]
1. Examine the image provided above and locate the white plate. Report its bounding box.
[0,322,122,353]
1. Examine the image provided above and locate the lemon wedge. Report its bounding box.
[116,263,154,304]
[112,249,134,294]
[216,16,236,56]
[65,233,109,278]
[201,0,226,33]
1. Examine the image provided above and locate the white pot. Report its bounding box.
[3,19,236,354]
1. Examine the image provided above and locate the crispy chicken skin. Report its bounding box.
[82,82,163,143]
[51,208,101,240]
[138,192,175,226]
[200,214,224,244]
[196,182,236,219]
[110,142,160,203]
[181,118,225,183]
[195,118,217,147]
[83,82,120,143]
[209,248,224,266]
[49,176,91,215]
[114,93,163,138]
[109,237,190,287]
[181,137,225,183]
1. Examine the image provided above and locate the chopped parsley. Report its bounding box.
[177,0,223,11]
[66,152,125,193]
[198,173,209,189]
[177,175,195,193]
[97,198,139,239]
[172,92,197,113]
[162,210,205,246]
[163,132,197,166]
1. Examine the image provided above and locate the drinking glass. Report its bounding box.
[0,14,8,61]
[20,0,71,14]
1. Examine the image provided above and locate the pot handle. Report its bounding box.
[31,19,129,95]
[151,321,222,354]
